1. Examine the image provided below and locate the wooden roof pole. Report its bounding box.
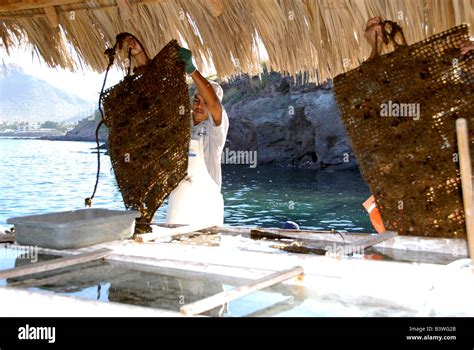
[0,0,164,19]
[456,118,474,266]
[0,0,81,12]
[44,6,59,28]
[0,248,112,280]
[0,0,168,13]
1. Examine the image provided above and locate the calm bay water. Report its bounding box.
[0,138,373,232]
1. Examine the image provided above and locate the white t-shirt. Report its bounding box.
[191,109,229,189]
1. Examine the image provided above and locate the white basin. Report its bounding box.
[7,209,138,249]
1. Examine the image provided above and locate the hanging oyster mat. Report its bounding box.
[100,39,191,233]
[334,24,473,238]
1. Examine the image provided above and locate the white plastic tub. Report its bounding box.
[7,209,138,249]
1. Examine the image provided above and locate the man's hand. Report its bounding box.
[366,16,383,29]
[365,16,384,59]
[124,35,149,67]
[178,47,197,74]
[125,36,143,57]
[460,40,474,55]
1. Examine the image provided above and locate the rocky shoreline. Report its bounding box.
[222,76,357,170]
[42,114,108,142]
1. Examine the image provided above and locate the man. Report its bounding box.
[190,80,229,189]
[175,53,228,225]
[176,48,229,189]
[124,35,228,225]
[125,35,229,188]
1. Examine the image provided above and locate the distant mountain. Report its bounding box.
[0,63,95,122]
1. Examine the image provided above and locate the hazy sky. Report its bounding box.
[1,46,124,103]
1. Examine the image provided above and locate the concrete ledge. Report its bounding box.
[0,287,182,317]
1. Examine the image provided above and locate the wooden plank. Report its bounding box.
[0,0,164,13]
[43,5,59,27]
[251,229,301,240]
[180,266,304,316]
[135,224,214,243]
[0,0,80,12]
[456,118,474,264]
[270,231,396,256]
[272,243,328,255]
[249,228,364,245]
[218,225,339,235]
[0,248,111,280]
[250,227,345,239]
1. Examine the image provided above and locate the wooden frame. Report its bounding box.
[456,118,474,264]
[180,266,304,316]
[0,248,111,279]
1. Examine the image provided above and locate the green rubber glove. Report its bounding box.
[178,47,197,74]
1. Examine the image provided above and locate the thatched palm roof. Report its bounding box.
[0,0,472,83]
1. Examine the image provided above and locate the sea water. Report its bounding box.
[0,138,373,232]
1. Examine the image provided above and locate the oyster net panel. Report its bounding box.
[334,25,473,238]
[102,40,191,225]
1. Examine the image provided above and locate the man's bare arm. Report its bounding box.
[190,70,223,126]
[460,40,474,55]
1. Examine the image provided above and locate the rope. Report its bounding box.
[127,48,132,76]
[84,42,118,207]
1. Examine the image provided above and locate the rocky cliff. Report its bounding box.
[221,74,356,170]
[46,112,108,142]
[64,113,108,142]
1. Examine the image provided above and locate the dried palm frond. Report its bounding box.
[0,0,472,83]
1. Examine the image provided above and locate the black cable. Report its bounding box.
[85,43,117,207]
[127,48,132,76]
